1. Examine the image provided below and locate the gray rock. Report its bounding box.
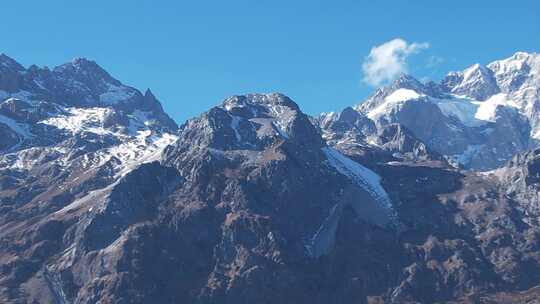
[2,53,540,304]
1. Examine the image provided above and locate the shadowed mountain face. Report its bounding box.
[1,54,540,303]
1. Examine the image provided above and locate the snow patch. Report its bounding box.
[54,131,178,213]
[101,131,177,178]
[474,93,518,122]
[40,107,114,135]
[127,110,154,135]
[230,115,242,142]
[267,104,292,139]
[434,94,518,126]
[24,106,176,176]
[434,96,484,127]
[367,89,424,119]
[322,147,392,210]
[304,202,342,258]
[386,88,422,103]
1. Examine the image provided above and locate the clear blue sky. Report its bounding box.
[2,1,539,123]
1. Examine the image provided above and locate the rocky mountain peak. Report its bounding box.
[337,106,363,123]
[392,73,423,89]
[380,74,424,95]
[318,106,376,136]
[488,51,538,75]
[53,57,122,91]
[0,54,178,159]
[356,74,429,114]
[144,88,156,99]
[66,57,114,78]
[223,92,300,112]
[487,51,539,93]
[500,51,538,65]
[442,63,500,100]
[0,54,25,93]
[0,53,24,72]
[173,93,323,153]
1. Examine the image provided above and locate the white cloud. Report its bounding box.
[362,38,430,86]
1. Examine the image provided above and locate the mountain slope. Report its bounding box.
[1,92,399,303]
[2,54,540,303]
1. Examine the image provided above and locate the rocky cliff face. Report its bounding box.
[2,54,540,303]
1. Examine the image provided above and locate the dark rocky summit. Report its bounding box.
[1,54,540,303]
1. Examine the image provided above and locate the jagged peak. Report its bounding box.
[440,62,499,100]
[340,106,359,115]
[381,74,425,95]
[222,92,300,112]
[141,88,170,116]
[59,57,106,73]
[357,74,425,110]
[319,106,365,127]
[338,106,364,121]
[183,92,323,149]
[488,51,540,71]
[144,88,156,99]
[511,51,537,60]
[458,63,496,86]
[0,53,25,71]
[393,73,422,85]
[53,57,121,86]
[444,63,490,80]
[70,57,99,67]
[466,62,481,70]
[26,64,52,76]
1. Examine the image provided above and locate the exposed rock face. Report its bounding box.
[0,54,180,302]
[375,123,445,162]
[316,107,445,166]
[2,54,540,304]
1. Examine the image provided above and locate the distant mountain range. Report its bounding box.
[1,52,540,303]
[320,52,540,170]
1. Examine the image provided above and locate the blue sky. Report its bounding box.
[2,1,539,123]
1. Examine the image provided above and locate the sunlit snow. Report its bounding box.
[322,147,392,210]
[367,88,424,120]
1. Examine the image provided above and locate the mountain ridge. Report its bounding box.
[2,52,540,303]
[324,51,539,170]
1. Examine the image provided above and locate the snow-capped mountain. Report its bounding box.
[318,52,540,170]
[0,54,177,174]
[3,53,540,303]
